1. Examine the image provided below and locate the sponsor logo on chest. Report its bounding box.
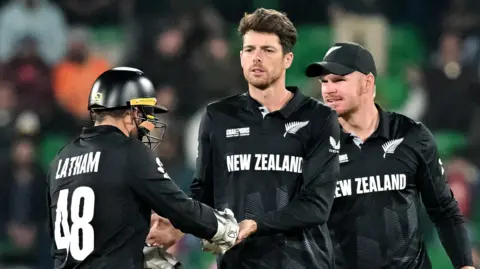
[226,127,250,138]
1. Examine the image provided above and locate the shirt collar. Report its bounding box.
[80,125,125,138]
[245,86,305,118]
[375,103,391,139]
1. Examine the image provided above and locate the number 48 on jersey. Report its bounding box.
[54,186,95,261]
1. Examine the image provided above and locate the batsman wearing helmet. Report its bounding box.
[46,67,240,269]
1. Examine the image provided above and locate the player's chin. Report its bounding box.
[251,83,270,90]
[247,77,270,90]
[330,105,348,117]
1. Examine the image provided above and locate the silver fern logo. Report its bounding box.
[284,121,309,137]
[382,138,404,158]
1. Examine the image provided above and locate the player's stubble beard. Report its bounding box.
[337,84,363,119]
[247,70,281,90]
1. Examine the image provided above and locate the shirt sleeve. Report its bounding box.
[127,140,218,240]
[189,108,215,206]
[252,110,341,235]
[416,124,474,268]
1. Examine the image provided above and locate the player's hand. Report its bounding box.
[236,219,257,244]
[459,266,475,269]
[146,213,184,249]
[204,208,239,254]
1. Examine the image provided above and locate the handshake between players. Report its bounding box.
[144,209,257,269]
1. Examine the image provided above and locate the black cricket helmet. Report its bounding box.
[88,67,168,150]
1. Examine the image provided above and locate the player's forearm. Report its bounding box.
[131,175,218,240]
[251,176,336,236]
[150,189,218,240]
[420,163,474,267]
[424,191,473,268]
[436,220,474,269]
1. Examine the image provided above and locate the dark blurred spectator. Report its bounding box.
[153,120,192,192]
[132,25,189,85]
[0,81,18,152]
[1,36,53,118]
[445,0,480,81]
[446,159,477,217]
[151,84,194,191]
[149,84,179,154]
[53,26,110,124]
[443,0,480,37]
[395,66,428,121]
[132,0,225,36]
[421,31,479,133]
[190,36,244,106]
[131,25,200,118]
[156,84,179,114]
[454,107,480,169]
[462,35,480,82]
[0,0,67,65]
[127,1,228,118]
[328,0,390,75]
[56,0,128,25]
[208,0,252,24]
[0,133,46,267]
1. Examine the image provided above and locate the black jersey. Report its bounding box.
[47,125,218,269]
[328,104,473,269]
[189,87,340,268]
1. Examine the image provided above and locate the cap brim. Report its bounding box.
[153,105,168,114]
[305,62,356,77]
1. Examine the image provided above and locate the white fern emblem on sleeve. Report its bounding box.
[284,121,309,137]
[156,157,165,173]
[156,157,171,179]
[382,138,404,158]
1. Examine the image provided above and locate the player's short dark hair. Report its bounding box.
[92,108,128,123]
[238,8,297,53]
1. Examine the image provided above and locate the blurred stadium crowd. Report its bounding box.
[0,0,479,268]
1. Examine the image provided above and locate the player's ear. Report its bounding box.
[240,50,244,69]
[365,74,375,95]
[123,110,134,126]
[283,51,293,69]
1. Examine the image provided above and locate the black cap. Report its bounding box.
[305,42,377,77]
